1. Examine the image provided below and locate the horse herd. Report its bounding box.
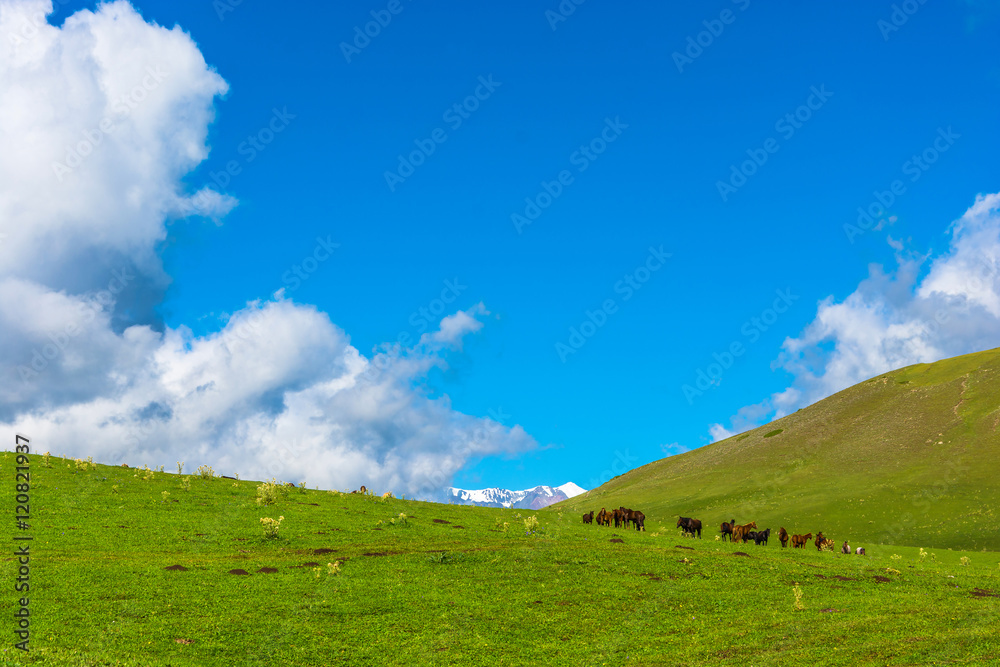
[584,512,867,555]
[582,507,646,531]
[716,519,865,555]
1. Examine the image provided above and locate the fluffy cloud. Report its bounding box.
[0,0,535,497]
[710,192,1000,440]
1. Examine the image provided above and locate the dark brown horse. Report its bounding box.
[582,511,594,524]
[778,527,789,548]
[719,519,735,542]
[677,516,702,538]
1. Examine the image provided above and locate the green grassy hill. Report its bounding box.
[556,347,1000,551]
[0,453,998,666]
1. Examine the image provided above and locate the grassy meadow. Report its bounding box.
[1,453,998,666]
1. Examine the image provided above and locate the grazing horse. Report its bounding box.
[855,547,866,556]
[614,508,626,528]
[732,521,757,543]
[819,538,835,551]
[746,531,758,544]
[596,508,608,526]
[791,532,813,548]
[841,541,850,554]
[676,517,702,538]
[814,532,826,551]
[582,511,594,524]
[632,511,645,531]
[753,528,770,546]
[778,527,789,548]
[720,519,735,542]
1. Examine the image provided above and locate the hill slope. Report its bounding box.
[555,347,1000,550]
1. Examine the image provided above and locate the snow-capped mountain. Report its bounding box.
[447,482,586,509]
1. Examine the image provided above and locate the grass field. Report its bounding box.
[1,453,998,666]
[556,347,1000,553]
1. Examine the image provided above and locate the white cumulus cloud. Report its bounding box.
[0,0,535,497]
[710,192,1000,441]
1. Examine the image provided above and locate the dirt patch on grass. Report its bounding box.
[971,588,999,598]
[833,575,856,581]
[257,567,278,574]
[432,519,452,524]
[453,525,466,529]
[874,576,891,583]
[228,569,250,575]
[302,562,320,567]
[164,565,188,571]
[363,552,397,557]
[732,552,750,557]
[174,638,194,645]
[297,502,319,506]
[609,538,624,544]
[675,545,694,550]
[313,548,336,555]
[814,574,827,579]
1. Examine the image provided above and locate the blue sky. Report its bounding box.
[3,0,999,495]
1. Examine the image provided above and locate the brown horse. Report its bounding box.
[677,517,702,538]
[582,511,594,524]
[791,532,813,548]
[732,521,757,543]
[778,527,789,548]
[720,519,735,542]
[814,532,826,551]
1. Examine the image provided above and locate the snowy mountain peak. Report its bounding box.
[556,482,586,498]
[448,482,588,509]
